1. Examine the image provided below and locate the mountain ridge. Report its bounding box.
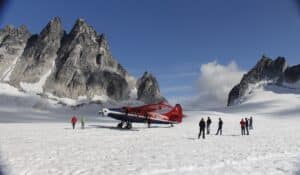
[228,55,300,106]
[0,17,166,105]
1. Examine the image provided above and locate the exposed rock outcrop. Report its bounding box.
[10,17,64,86]
[43,18,130,100]
[0,17,166,104]
[227,55,300,106]
[283,65,300,83]
[136,72,166,104]
[0,25,30,81]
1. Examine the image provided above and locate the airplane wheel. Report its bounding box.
[117,122,123,128]
[126,122,132,129]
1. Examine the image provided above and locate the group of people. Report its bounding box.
[198,117,223,139]
[240,117,253,135]
[71,116,86,129]
[198,116,254,139]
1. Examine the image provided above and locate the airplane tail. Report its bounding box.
[164,104,183,123]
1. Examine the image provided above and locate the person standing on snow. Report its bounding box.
[198,118,206,139]
[71,116,77,130]
[80,116,86,129]
[245,118,249,135]
[249,116,253,129]
[206,117,212,135]
[144,112,151,128]
[240,118,246,135]
[215,118,223,135]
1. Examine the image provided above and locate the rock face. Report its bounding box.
[10,17,64,86]
[136,72,166,104]
[0,25,30,81]
[283,65,300,83]
[43,18,130,100]
[0,17,165,104]
[228,55,300,106]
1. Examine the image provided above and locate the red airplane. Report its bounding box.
[99,102,183,129]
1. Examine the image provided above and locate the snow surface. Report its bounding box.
[0,56,19,82]
[20,59,55,94]
[1,112,300,175]
[283,80,300,89]
[226,84,300,117]
[0,82,96,122]
[1,83,300,174]
[0,82,142,122]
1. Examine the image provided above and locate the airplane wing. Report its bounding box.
[126,101,173,114]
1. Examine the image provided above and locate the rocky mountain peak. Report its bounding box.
[17,25,30,35]
[0,24,30,41]
[40,16,63,38]
[2,24,27,34]
[43,18,131,101]
[2,25,17,35]
[251,56,287,80]
[0,17,166,105]
[0,24,31,81]
[70,18,97,37]
[9,17,64,85]
[136,72,166,104]
[228,56,297,106]
[142,71,151,77]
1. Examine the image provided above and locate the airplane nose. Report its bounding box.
[102,108,109,116]
[99,108,108,116]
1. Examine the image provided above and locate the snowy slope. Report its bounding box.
[1,112,300,175]
[224,84,300,117]
[0,82,102,122]
[0,56,19,82]
[19,60,55,94]
[1,83,300,174]
[0,82,143,122]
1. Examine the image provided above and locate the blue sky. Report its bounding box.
[1,0,300,100]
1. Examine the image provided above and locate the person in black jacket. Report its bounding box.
[206,117,212,135]
[245,118,249,135]
[198,118,206,139]
[215,118,223,135]
[249,116,253,129]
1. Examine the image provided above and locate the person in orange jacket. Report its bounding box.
[71,116,78,129]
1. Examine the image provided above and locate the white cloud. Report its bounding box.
[178,61,245,110]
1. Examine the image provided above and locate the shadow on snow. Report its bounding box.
[87,124,173,131]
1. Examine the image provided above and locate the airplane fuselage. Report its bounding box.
[101,108,177,125]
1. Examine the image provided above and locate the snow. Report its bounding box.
[0,56,19,82]
[20,60,55,94]
[283,80,300,89]
[92,95,109,102]
[44,92,91,106]
[1,83,300,174]
[227,84,300,117]
[0,82,142,122]
[1,112,300,175]
[0,82,101,123]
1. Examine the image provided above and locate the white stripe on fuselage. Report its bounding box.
[102,108,177,124]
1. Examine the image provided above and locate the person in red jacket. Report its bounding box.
[240,118,246,135]
[71,116,78,129]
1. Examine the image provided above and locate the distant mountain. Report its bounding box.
[0,17,165,105]
[228,55,300,106]
[136,72,166,104]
